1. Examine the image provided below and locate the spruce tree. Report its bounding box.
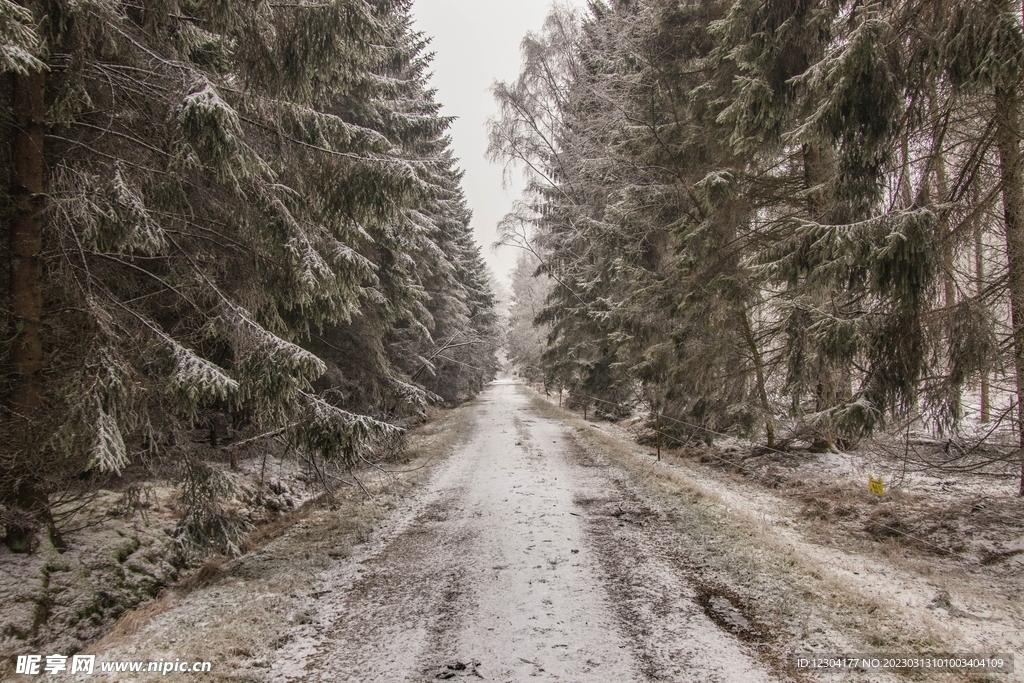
[1,0,498,551]
[493,0,1022,478]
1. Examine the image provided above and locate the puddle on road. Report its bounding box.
[694,581,772,643]
[569,444,774,679]
[572,491,773,645]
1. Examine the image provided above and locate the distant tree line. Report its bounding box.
[1,0,499,552]
[495,0,1024,493]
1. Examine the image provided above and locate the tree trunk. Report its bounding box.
[740,309,774,449]
[802,143,829,220]
[5,67,48,551]
[9,70,45,411]
[934,151,957,309]
[805,141,833,429]
[976,215,991,423]
[993,81,1024,496]
[899,128,914,208]
[933,143,965,421]
[655,408,661,461]
[928,90,957,308]
[0,483,53,553]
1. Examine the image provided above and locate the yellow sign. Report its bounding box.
[868,475,885,496]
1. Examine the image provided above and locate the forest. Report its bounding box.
[3,0,1024,674]
[1,0,500,555]
[499,0,1024,494]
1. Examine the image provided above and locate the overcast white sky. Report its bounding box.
[411,0,572,284]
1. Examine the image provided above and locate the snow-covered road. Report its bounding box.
[67,383,779,682]
[265,383,774,682]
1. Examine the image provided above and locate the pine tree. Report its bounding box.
[493,0,1021,477]
[1,0,498,551]
[506,251,551,384]
[942,0,1024,491]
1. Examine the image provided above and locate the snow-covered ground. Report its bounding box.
[5,384,1021,682]
[39,384,780,682]
[0,450,318,674]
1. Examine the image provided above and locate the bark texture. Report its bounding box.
[5,67,48,551]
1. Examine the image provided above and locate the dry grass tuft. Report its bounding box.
[182,555,227,589]
[238,504,315,554]
[798,483,860,522]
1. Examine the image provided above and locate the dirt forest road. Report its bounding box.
[267,382,775,682]
[31,382,1024,682]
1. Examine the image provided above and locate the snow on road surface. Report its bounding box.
[268,383,774,682]
[71,383,778,682]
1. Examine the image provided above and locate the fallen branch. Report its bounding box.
[221,424,295,469]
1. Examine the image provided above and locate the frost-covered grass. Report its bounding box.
[528,387,1024,682]
[39,400,480,681]
[0,402,478,678]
